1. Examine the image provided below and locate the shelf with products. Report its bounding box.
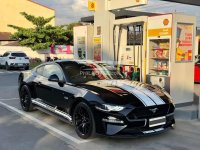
[149,39,170,76]
[152,48,169,50]
[151,57,169,60]
[150,68,168,76]
[150,68,168,71]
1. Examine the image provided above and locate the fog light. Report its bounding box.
[171,124,176,129]
[102,116,124,124]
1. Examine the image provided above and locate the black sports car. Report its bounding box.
[18,60,175,139]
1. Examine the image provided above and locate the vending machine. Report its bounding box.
[147,13,196,104]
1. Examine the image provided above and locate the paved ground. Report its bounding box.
[0,69,200,150]
[0,106,75,150]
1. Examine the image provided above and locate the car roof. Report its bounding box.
[6,51,25,53]
[55,59,112,65]
[33,60,115,71]
[55,59,91,63]
[35,60,113,69]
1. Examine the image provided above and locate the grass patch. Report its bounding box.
[29,58,42,69]
[30,61,42,69]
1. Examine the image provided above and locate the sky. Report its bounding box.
[32,0,93,25]
[32,0,200,27]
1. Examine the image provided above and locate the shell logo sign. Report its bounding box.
[148,14,172,37]
[163,19,169,26]
[88,1,96,11]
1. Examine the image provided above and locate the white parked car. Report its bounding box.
[0,51,30,70]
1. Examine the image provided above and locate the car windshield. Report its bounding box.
[61,62,124,83]
[11,53,26,57]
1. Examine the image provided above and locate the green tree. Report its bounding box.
[8,12,75,50]
[63,22,82,45]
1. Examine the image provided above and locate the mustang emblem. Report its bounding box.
[150,108,158,113]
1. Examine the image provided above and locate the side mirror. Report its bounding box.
[48,74,59,82]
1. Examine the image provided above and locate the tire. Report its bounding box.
[5,62,10,71]
[73,102,96,139]
[19,85,34,112]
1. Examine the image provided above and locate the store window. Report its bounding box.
[127,24,143,46]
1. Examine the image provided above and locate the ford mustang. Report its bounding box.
[18,60,175,139]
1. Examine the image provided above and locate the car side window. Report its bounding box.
[3,52,9,57]
[36,66,44,76]
[43,64,64,80]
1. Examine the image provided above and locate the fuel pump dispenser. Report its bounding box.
[113,16,148,82]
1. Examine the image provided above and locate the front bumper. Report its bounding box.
[115,114,175,137]
[93,107,175,137]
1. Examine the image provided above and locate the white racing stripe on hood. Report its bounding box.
[108,80,156,107]
[135,85,165,105]
[119,84,156,106]
[129,81,165,105]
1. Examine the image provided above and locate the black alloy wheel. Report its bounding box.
[73,102,95,139]
[20,85,33,112]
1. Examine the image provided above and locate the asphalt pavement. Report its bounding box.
[0,69,200,150]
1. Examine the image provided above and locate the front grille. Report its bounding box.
[128,104,170,120]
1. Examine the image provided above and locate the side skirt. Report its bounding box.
[32,99,72,124]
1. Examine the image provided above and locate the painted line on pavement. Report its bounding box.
[0,71,21,74]
[0,98,19,101]
[0,100,95,144]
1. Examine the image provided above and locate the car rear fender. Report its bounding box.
[18,73,24,86]
[18,72,37,99]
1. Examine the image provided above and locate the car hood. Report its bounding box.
[78,80,171,107]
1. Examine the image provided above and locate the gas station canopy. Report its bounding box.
[161,0,200,6]
[81,10,159,23]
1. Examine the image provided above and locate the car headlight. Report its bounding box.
[163,91,174,103]
[95,104,125,112]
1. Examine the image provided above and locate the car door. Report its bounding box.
[42,64,71,108]
[34,65,51,102]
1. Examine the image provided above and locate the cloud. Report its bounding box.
[71,0,87,11]
[32,0,93,25]
[33,0,200,26]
